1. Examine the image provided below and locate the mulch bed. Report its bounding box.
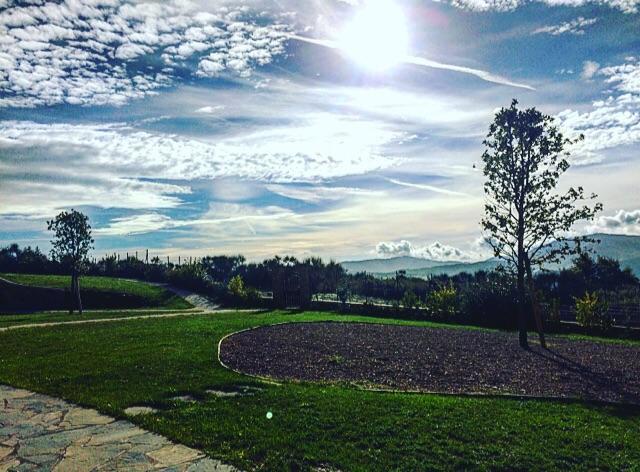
[219,322,640,405]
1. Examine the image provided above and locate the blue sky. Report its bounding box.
[0,0,639,262]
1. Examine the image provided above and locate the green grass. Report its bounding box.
[0,310,638,471]
[1,273,192,309]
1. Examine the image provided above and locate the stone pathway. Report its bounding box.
[0,385,239,471]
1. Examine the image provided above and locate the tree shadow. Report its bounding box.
[527,345,640,414]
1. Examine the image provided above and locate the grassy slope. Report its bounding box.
[1,273,192,309]
[0,311,638,471]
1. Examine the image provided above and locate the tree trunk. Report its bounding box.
[517,221,528,349]
[517,264,528,348]
[69,271,76,315]
[525,258,546,348]
[75,275,83,315]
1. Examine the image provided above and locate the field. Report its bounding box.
[0,273,192,310]
[1,309,639,471]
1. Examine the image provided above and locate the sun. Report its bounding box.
[338,0,409,72]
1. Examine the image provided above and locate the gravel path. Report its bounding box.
[0,385,238,471]
[220,322,640,405]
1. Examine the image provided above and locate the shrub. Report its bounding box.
[543,297,562,330]
[336,281,351,305]
[227,275,246,298]
[401,289,420,310]
[167,263,210,292]
[575,291,611,331]
[425,285,459,320]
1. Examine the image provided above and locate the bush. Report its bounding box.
[425,285,459,320]
[336,281,351,305]
[401,289,420,310]
[227,275,246,298]
[575,291,611,331]
[167,264,209,293]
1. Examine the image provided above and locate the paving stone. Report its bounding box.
[0,446,12,462]
[0,458,21,472]
[186,458,241,471]
[205,390,244,398]
[146,443,204,467]
[0,384,241,471]
[124,406,159,416]
[59,407,114,429]
[170,395,198,403]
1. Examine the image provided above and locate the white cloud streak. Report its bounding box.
[289,34,535,91]
[532,17,597,35]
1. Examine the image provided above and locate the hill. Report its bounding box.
[340,256,459,274]
[341,234,640,279]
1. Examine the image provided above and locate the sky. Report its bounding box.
[0,0,639,262]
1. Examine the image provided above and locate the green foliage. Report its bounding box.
[47,209,94,272]
[401,289,420,310]
[202,255,245,284]
[227,274,246,298]
[575,291,612,331]
[167,263,210,293]
[425,285,459,320]
[336,280,351,304]
[481,100,602,271]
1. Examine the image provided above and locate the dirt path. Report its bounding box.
[0,384,238,471]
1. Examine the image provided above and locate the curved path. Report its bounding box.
[0,385,238,471]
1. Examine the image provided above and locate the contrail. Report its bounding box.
[385,178,472,197]
[289,34,535,91]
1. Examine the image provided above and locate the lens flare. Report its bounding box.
[338,0,409,72]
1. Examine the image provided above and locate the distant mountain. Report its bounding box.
[340,234,640,279]
[387,259,502,279]
[340,256,459,274]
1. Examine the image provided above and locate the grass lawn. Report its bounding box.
[0,311,638,471]
[1,273,192,309]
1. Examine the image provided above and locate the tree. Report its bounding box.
[481,100,602,348]
[47,210,94,314]
[202,255,245,284]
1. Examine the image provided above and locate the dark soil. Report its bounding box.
[220,322,640,405]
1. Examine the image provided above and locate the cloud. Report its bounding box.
[0,115,404,218]
[587,209,640,235]
[556,58,640,164]
[290,34,534,90]
[449,0,638,13]
[266,184,385,203]
[94,213,174,236]
[581,60,600,80]
[0,0,290,107]
[375,240,477,261]
[195,105,225,113]
[0,117,402,183]
[532,17,597,36]
[385,178,471,197]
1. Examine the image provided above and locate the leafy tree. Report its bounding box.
[202,255,245,284]
[481,100,602,347]
[47,210,94,314]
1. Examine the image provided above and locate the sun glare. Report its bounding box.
[338,0,409,72]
